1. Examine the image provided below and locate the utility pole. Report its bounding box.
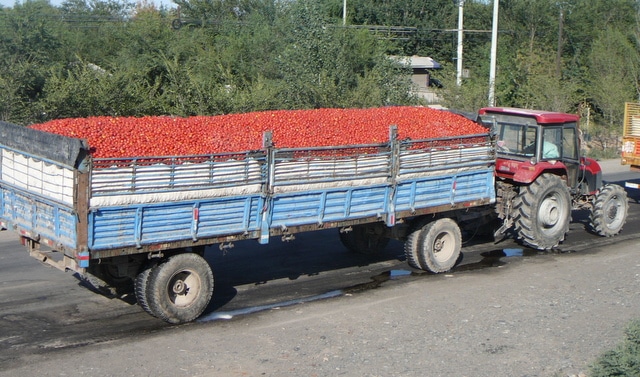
[488,0,499,106]
[343,0,347,25]
[556,7,564,78]
[455,1,465,86]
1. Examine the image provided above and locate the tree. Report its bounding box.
[586,27,640,151]
[274,1,415,109]
[507,42,578,112]
[0,1,66,123]
[172,0,275,21]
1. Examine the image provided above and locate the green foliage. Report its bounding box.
[172,0,271,20]
[273,1,416,109]
[588,27,639,130]
[1,0,640,126]
[39,60,161,118]
[0,60,40,123]
[0,0,422,124]
[589,319,640,377]
[510,43,579,112]
[585,147,620,160]
[438,63,491,113]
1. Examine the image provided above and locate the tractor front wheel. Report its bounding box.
[588,184,628,237]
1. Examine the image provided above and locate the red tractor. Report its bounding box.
[478,107,628,249]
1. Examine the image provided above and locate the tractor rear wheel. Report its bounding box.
[513,173,571,250]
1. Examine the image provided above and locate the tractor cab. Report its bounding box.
[478,107,601,196]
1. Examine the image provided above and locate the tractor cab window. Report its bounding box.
[562,125,578,160]
[542,128,561,159]
[541,124,580,161]
[495,123,538,157]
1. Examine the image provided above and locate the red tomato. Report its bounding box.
[29,107,486,159]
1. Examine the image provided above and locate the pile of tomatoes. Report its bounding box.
[30,107,486,158]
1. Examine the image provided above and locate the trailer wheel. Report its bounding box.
[413,218,461,273]
[404,227,424,270]
[134,261,159,317]
[145,253,214,324]
[339,223,389,254]
[588,184,628,237]
[403,218,434,270]
[513,173,571,250]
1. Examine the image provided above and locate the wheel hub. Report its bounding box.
[168,270,202,307]
[606,202,619,221]
[539,197,559,227]
[433,232,454,262]
[172,279,187,295]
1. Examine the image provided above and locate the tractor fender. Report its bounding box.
[580,157,603,194]
[495,159,568,185]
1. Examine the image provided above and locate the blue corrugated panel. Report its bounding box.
[193,196,262,236]
[270,186,388,228]
[322,191,355,219]
[269,192,323,227]
[346,186,389,217]
[89,207,139,249]
[0,188,4,220]
[1,188,77,249]
[89,195,262,250]
[140,204,194,244]
[451,170,496,202]
[395,169,495,211]
[396,176,453,210]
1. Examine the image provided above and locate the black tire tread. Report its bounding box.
[513,174,571,250]
[135,261,158,317]
[146,253,214,324]
[404,229,423,270]
[588,184,628,237]
[417,218,462,273]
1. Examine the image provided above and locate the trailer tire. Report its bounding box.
[135,261,159,317]
[339,223,389,254]
[404,228,423,270]
[513,173,571,250]
[146,253,214,324]
[588,184,628,237]
[414,218,462,273]
[403,218,434,270]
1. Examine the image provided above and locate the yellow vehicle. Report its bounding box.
[621,102,640,189]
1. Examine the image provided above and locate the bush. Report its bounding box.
[585,147,620,160]
[589,319,640,377]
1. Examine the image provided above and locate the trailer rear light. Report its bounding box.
[77,251,90,268]
[19,229,39,241]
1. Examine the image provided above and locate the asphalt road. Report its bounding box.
[1,159,639,377]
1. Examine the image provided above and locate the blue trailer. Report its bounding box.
[0,120,495,323]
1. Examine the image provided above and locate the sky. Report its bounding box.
[0,0,177,9]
